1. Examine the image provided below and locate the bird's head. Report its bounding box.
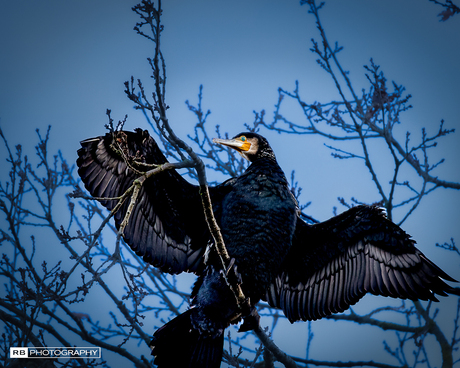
[212,132,275,162]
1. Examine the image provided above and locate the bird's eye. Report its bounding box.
[240,136,246,142]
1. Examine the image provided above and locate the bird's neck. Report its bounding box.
[246,156,285,179]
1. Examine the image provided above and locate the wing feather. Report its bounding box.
[336,266,345,311]
[318,276,327,316]
[265,205,457,322]
[77,129,222,274]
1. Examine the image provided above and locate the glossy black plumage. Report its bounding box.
[77,129,457,368]
[77,129,211,274]
[266,205,456,322]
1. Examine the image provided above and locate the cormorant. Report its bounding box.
[77,129,457,368]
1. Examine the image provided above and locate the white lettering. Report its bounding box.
[9,346,101,359]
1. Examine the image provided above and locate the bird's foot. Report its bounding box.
[238,308,260,332]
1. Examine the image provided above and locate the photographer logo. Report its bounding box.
[9,347,101,359]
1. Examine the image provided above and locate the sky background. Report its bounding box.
[1,0,459,367]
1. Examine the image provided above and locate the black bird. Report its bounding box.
[77,129,457,368]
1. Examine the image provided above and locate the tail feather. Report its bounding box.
[151,310,224,368]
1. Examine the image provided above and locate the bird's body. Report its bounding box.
[77,129,457,368]
[218,155,297,300]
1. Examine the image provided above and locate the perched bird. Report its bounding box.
[77,129,457,368]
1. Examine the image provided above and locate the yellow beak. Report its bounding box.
[212,138,251,152]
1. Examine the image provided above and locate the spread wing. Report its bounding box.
[77,128,215,274]
[265,205,457,322]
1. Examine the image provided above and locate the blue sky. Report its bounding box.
[1,0,459,366]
